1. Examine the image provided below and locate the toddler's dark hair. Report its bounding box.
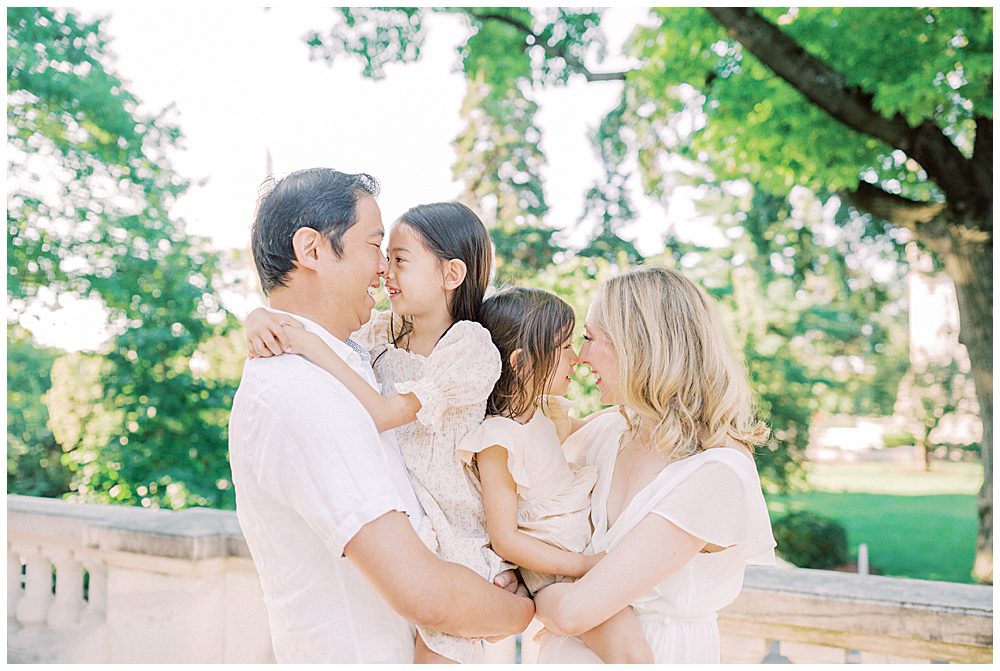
[480,286,575,420]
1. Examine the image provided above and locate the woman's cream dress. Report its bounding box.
[538,413,776,664]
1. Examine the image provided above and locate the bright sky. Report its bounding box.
[21,6,722,351]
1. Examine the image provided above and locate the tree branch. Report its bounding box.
[707,8,981,214]
[469,11,628,82]
[840,181,947,242]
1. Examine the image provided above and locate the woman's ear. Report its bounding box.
[442,259,468,290]
[291,227,324,270]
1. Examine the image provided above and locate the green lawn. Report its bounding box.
[765,461,983,584]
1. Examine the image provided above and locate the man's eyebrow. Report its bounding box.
[369,229,385,240]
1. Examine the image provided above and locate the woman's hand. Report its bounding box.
[533,581,576,636]
[245,308,303,358]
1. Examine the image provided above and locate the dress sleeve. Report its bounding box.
[457,418,531,493]
[647,453,776,565]
[393,320,502,431]
[350,308,394,354]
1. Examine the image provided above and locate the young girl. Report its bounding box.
[246,202,506,664]
[458,286,653,663]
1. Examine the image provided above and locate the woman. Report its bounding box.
[534,266,777,663]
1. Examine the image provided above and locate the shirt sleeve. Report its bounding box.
[250,372,409,557]
[394,320,502,431]
[647,453,776,565]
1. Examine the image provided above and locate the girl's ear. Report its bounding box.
[291,227,324,270]
[442,259,468,290]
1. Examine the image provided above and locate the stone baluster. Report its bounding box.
[15,545,52,627]
[79,553,107,625]
[8,545,23,619]
[762,639,791,663]
[47,548,85,630]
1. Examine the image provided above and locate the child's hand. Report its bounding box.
[246,308,302,358]
[283,325,325,361]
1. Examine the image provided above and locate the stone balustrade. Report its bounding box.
[7,495,993,664]
[7,495,272,663]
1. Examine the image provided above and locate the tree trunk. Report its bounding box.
[934,213,992,584]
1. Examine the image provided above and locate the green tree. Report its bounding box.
[895,354,980,472]
[647,184,910,489]
[305,6,992,582]
[633,7,992,582]
[454,76,563,283]
[7,325,72,497]
[8,8,239,509]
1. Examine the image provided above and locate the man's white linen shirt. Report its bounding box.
[229,309,425,663]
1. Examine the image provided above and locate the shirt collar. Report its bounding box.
[262,307,363,366]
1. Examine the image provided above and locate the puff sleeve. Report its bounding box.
[646,452,776,565]
[393,320,502,431]
[457,417,532,494]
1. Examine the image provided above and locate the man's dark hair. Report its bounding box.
[250,168,380,295]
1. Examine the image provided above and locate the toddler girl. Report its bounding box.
[459,286,653,663]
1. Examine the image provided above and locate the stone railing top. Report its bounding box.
[741,564,992,616]
[8,494,994,622]
[8,494,249,561]
[729,565,992,662]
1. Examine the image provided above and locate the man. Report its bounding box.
[228,168,533,663]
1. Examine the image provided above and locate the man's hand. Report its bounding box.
[484,570,531,643]
[493,569,519,594]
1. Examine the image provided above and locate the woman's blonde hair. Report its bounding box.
[591,266,769,461]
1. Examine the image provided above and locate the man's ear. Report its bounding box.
[442,259,468,291]
[291,228,324,270]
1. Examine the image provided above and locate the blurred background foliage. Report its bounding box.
[8,8,242,509]
[7,7,990,583]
